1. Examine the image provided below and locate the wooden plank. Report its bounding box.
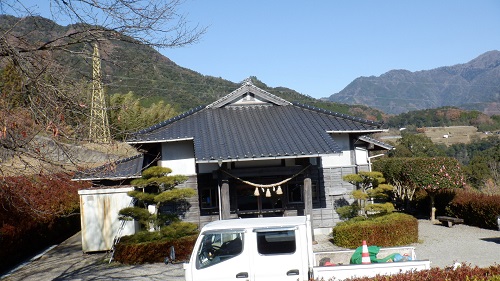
[304,175,313,240]
[220,180,230,219]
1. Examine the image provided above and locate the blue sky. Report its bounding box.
[7,1,500,99]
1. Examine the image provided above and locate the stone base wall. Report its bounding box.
[181,165,370,231]
[312,166,359,230]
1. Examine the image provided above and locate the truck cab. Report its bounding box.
[183,216,430,281]
[184,216,312,281]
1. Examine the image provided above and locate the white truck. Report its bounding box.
[182,216,430,281]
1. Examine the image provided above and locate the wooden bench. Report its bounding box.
[436,216,464,227]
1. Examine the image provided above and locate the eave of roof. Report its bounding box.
[357,135,395,150]
[195,153,342,164]
[73,154,146,181]
[327,130,385,134]
[292,102,383,127]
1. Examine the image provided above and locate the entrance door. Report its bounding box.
[234,179,284,218]
[235,184,259,217]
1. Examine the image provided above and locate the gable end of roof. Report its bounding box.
[207,80,291,108]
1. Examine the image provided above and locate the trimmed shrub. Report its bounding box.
[336,204,360,220]
[366,202,395,214]
[342,264,500,281]
[446,190,500,230]
[332,213,418,249]
[114,221,199,264]
[114,234,197,264]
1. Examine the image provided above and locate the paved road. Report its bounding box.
[2,219,499,280]
[1,232,185,281]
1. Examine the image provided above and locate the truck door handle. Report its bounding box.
[236,272,248,278]
[287,269,299,276]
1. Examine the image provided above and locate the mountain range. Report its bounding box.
[328,50,500,115]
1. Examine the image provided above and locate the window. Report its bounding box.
[200,188,218,209]
[311,182,318,200]
[256,230,296,255]
[197,174,219,214]
[196,232,243,269]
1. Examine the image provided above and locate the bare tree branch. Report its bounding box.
[2,0,206,50]
[0,0,202,175]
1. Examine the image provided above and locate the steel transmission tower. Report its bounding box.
[89,44,111,143]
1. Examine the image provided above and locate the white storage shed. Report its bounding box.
[78,187,138,252]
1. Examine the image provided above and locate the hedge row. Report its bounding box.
[446,190,500,230]
[114,234,198,264]
[343,264,500,281]
[332,213,418,249]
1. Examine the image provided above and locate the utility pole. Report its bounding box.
[89,43,111,143]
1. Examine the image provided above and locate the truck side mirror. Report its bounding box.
[164,246,176,264]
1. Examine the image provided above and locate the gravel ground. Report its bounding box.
[412,219,500,268]
[2,219,499,281]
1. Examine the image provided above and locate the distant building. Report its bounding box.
[75,80,393,233]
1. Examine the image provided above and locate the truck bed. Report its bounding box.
[314,246,417,265]
[312,247,430,280]
[313,260,431,281]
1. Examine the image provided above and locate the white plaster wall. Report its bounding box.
[159,140,196,175]
[355,147,369,165]
[321,151,352,168]
[321,133,353,168]
[233,94,267,104]
[330,133,350,150]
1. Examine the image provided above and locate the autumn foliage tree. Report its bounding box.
[0,173,90,273]
[375,157,465,220]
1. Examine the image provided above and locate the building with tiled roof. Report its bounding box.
[75,80,393,232]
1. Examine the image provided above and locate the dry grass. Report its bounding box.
[422,126,492,146]
[377,126,496,146]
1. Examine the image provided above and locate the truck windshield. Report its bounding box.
[196,231,243,269]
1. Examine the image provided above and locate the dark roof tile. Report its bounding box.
[127,103,384,162]
[73,154,145,180]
